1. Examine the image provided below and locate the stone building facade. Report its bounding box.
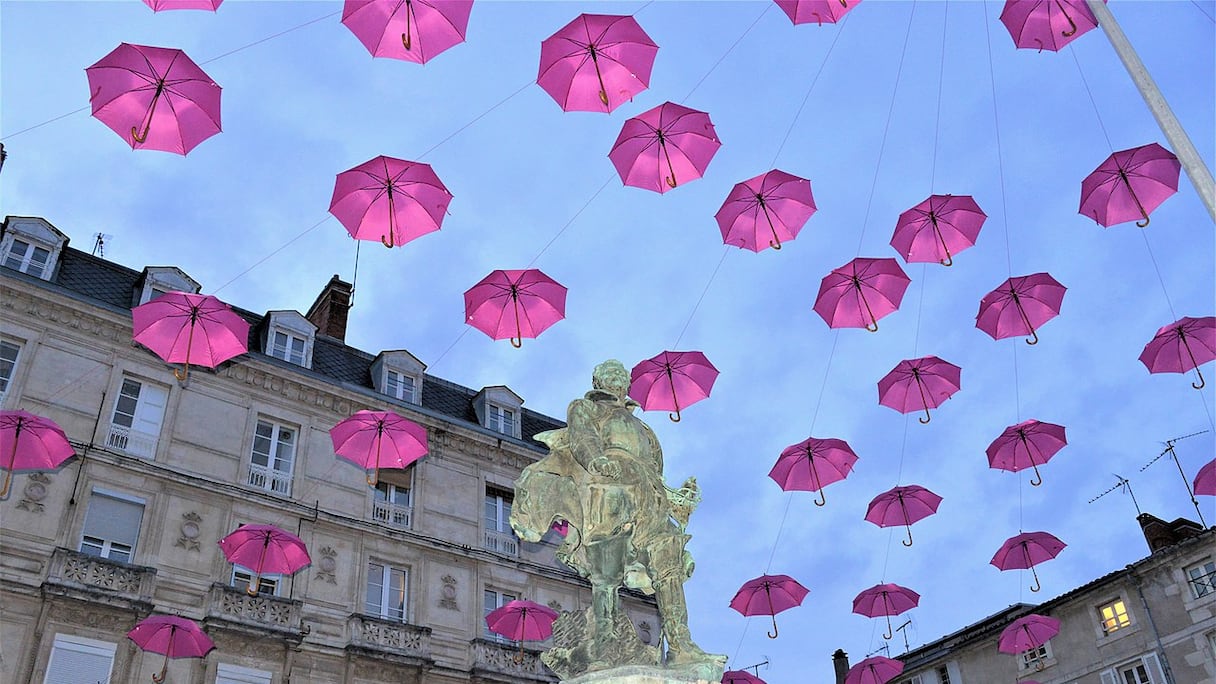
[0,215,660,684]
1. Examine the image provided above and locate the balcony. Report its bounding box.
[246,462,292,495]
[371,500,412,529]
[204,583,305,640]
[44,547,157,611]
[105,424,157,459]
[346,614,431,665]
[470,638,555,682]
[484,529,518,556]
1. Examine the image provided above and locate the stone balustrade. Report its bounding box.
[347,614,431,660]
[44,547,157,609]
[470,638,556,682]
[204,583,304,638]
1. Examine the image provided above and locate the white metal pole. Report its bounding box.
[1085,0,1216,223]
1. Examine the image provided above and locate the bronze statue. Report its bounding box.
[511,360,726,681]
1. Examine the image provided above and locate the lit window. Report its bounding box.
[0,340,20,396]
[486,404,516,436]
[484,589,518,642]
[1187,560,1216,599]
[231,566,279,596]
[1099,598,1131,634]
[3,238,51,278]
[105,377,167,459]
[79,491,144,564]
[385,370,417,403]
[366,562,409,622]
[44,634,116,683]
[484,487,518,555]
[248,419,295,494]
[270,330,307,366]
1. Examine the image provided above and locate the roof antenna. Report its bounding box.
[0,143,7,174]
[739,657,769,676]
[1089,474,1142,516]
[1140,430,1209,527]
[92,232,112,257]
[865,643,889,658]
[895,619,913,654]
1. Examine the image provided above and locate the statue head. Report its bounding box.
[592,359,630,400]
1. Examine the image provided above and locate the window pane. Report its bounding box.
[4,240,29,270]
[273,427,295,472]
[251,422,273,467]
[29,246,50,277]
[111,379,141,428]
[366,562,384,615]
[0,341,19,393]
[389,568,407,620]
[82,493,144,554]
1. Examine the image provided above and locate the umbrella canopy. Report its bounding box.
[865,484,943,547]
[1194,459,1216,496]
[877,356,962,424]
[463,269,568,347]
[537,13,658,113]
[999,0,1103,52]
[991,531,1067,593]
[729,574,809,639]
[131,291,250,383]
[715,169,817,252]
[341,0,473,64]
[127,615,215,683]
[767,436,858,506]
[1079,142,1181,228]
[329,155,453,248]
[813,257,911,332]
[998,614,1061,654]
[890,194,986,266]
[142,0,223,9]
[86,43,221,155]
[844,656,904,684]
[976,272,1067,345]
[608,101,721,193]
[330,410,428,486]
[851,583,920,639]
[217,524,311,594]
[628,350,719,422]
[775,0,861,25]
[485,599,559,663]
[722,671,766,684]
[986,419,1068,486]
[1138,316,1216,390]
[0,410,75,498]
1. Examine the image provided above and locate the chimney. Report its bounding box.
[832,649,850,684]
[306,275,353,342]
[1137,512,1203,553]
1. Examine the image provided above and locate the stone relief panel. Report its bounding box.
[16,473,51,513]
[316,546,337,584]
[174,511,202,551]
[439,574,458,611]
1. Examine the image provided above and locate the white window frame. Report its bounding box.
[486,403,517,437]
[483,588,519,643]
[1,216,65,282]
[105,376,167,459]
[1101,653,1165,684]
[78,489,145,564]
[4,238,52,278]
[0,338,20,399]
[43,633,116,684]
[1098,597,1133,635]
[371,470,414,529]
[247,418,296,495]
[385,369,419,404]
[1019,641,1053,671]
[269,329,307,366]
[365,561,409,623]
[1186,559,1216,599]
[215,662,273,684]
[484,486,518,555]
[230,566,281,597]
[136,266,200,305]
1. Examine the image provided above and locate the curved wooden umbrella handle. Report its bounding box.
[858,288,879,332]
[658,137,678,188]
[1181,337,1205,389]
[759,201,783,251]
[1057,0,1078,36]
[401,0,414,50]
[2,420,22,497]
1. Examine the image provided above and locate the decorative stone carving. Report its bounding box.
[174,511,202,551]
[439,575,458,610]
[316,546,337,584]
[16,473,50,513]
[221,364,354,416]
[47,602,129,632]
[61,552,144,593]
[209,584,301,630]
[636,620,653,645]
[548,599,563,613]
[471,639,546,676]
[350,615,429,652]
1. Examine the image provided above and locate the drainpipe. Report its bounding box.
[1129,566,1176,684]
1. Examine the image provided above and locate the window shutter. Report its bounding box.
[215,663,273,684]
[43,635,115,684]
[131,382,167,435]
[1143,652,1165,684]
[82,494,144,550]
[1099,669,1118,684]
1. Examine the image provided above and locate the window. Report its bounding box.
[270,330,306,366]
[1099,598,1132,634]
[1186,560,1216,599]
[484,589,518,642]
[215,663,273,684]
[487,404,516,436]
[231,566,279,596]
[43,634,116,684]
[484,486,517,555]
[248,419,295,494]
[936,665,951,684]
[4,238,51,278]
[0,339,20,397]
[105,377,167,459]
[371,470,413,528]
[365,562,409,622]
[385,370,417,403]
[1100,653,1165,684]
[79,491,144,563]
[1019,642,1052,670]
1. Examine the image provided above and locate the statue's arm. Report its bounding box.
[567,398,620,478]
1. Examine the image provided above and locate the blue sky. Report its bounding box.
[2,1,1214,681]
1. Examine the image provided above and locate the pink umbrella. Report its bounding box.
[628,350,719,423]
[865,484,943,547]
[722,671,766,684]
[142,0,222,10]
[537,13,658,113]
[844,656,904,684]
[986,419,1068,486]
[999,0,1101,52]
[0,410,75,498]
[767,436,858,506]
[715,169,817,252]
[608,102,721,193]
[1193,459,1216,496]
[998,614,1060,654]
[991,531,1066,593]
[464,269,568,347]
[890,194,986,267]
[877,356,962,424]
[217,524,311,595]
[729,574,809,639]
[813,257,911,332]
[329,155,453,249]
[341,0,474,64]
[775,0,861,25]
[851,583,920,640]
[330,410,428,486]
[127,615,215,683]
[1079,142,1181,228]
[132,291,250,383]
[976,273,1067,346]
[485,599,559,663]
[85,43,222,155]
[1138,316,1216,390]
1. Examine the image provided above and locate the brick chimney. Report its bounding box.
[305,275,353,342]
[1137,512,1203,553]
[832,649,850,684]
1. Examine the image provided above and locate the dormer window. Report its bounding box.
[4,240,50,277]
[371,350,425,405]
[487,405,516,436]
[473,386,523,439]
[262,311,316,369]
[1,216,67,281]
[271,330,307,365]
[386,370,416,402]
[135,266,201,306]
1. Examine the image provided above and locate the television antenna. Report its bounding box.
[865,643,889,658]
[1140,430,1209,527]
[92,233,112,257]
[895,619,913,654]
[739,657,769,676]
[1088,474,1141,516]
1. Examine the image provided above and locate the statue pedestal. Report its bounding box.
[562,664,723,684]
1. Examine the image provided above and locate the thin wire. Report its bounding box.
[1,107,91,141]
[1189,0,1216,23]
[525,175,615,268]
[1139,230,1178,320]
[1070,47,1115,152]
[429,327,474,368]
[769,14,851,168]
[417,80,533,160]
[351,240,362,303]
[632,0,655,16]
[213,216,331,294]
[672,247,731,349]
[929,1,949,190]
[681,4,771,103]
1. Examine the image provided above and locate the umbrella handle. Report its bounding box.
[840,0,848,6]
[658,137,678,189]
[130,81,165,144]
[858,290,879,332]
[1193,368,1206,390]
[813,488,826,507]
[172,311,197,384]
[0,468,11,499]
[247,574,262,596]
[666,368,682,422]
[1025,328,1039,346]
[767,613,779,639]
[1182,337,1205,389]
[918,408,931,424]
[668,410,682,422]
[588,47,610,107]
[902,525,914,547]
[760,201,783,251]
[381,234,394,249]
[509,289,524,348]
[1029,564,1042,593]
[401,0,414,50]
[1057,0,1078,36]
[808,456,826,506]
[515,640,525,665]
[152,654,168,683]
[915,374,932,424]
[883,613,893,640]
[1119,171,1152,227]
[929,214,952,266]
[1,424,19,497]
[1030,461,1043,487]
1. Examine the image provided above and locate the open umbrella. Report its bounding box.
[998,614,1061,654]
[127,615,215,683]
[999,0,1101,52]
[608,101,721,193]
[132,291,250,383]
[729,574,809,639]
[1194,459,1216,496]
[890,194,986,266]
[341,0,474,64]
[1079,142,1180,228]
[0,410,75,498]
[767,436,858,506]
[464,269,568,347]
[865,485,942,547]
[85,43,221,155]
[1138,316,1216,390]
[628,350,719,422]
[330,410,428,486]
[715,169,816,252]
[877,356,962,424]
[537,13,658,113]
[844,656,904,684]
[986,419,1067,486]
[991,531,1067,593]
[329,155,453,249]
[976,273,1067,345]
[485,599,559,663]
[852,583,920,639]
[775,0,861,25]
[722,671,766,684]
[813,257,911,332]
[142,0,223,9]
[217,524,310,595]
